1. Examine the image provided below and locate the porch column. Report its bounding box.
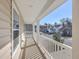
[73,0,79,59]
[37,21,40,43]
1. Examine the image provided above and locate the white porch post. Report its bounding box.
[37,21,40,43]
[73,0,79,59]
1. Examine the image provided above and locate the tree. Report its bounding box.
[54,22,57,27]
[44,23,48,26]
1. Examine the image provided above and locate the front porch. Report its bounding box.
[12,0,72,59]
[20,34,46,59]
[18,31,72,59]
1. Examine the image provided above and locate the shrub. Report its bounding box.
[53,32,64,43]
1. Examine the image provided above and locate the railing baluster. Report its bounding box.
[39,35,72,59]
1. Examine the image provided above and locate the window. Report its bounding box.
[25,24,33,34]
[13,9,19,51]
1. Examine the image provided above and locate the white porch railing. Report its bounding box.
[38,35,72,59]
[20,32,72,59]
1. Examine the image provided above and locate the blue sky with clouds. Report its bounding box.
[40,0,72,25]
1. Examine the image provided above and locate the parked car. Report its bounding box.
[48,29,56,34]
[42,29,49,33]
[42,28,56,34]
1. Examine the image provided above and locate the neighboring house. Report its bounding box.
[60,27,72,37]
[40,25,48,32]
[40,24,53,32]
[53,19,72,37]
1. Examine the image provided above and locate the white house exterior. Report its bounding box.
[11,0,72,59]
[2,0,79,59]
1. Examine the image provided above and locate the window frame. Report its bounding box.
[12,8,19,53]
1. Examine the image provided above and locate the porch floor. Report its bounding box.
[21,35,45,59]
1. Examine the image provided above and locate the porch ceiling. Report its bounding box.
[14,0,65,24]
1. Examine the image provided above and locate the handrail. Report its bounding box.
[39,35,72,59]
[21,32,72,59]
[40,35,72,49]
[37,43,53,59]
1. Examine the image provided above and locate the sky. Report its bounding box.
[40,0,72,25]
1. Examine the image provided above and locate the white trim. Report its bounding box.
[12,32,25,59]
[12,44,20,57]
[38,44,53,59]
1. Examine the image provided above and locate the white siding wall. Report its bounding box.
[0,0,11,59]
